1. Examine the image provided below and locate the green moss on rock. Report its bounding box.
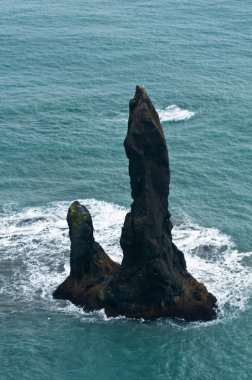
[68,201,92,235]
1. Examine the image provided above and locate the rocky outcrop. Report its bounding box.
[53,86,217,321]
[53,201,119,310]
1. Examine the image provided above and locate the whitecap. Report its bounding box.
[157,105,195,122]
[107,105,195,124]
[173,219,252,318]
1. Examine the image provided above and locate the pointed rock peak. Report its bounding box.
[129,85,161,129]
[130,85,147,105]
[125,86,169,201]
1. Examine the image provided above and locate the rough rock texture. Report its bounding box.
[104,86,217,321]
[53,86,217,321]
[53,201,119,310]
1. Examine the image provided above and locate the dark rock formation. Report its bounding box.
[53,86,217,321]
[53,201,119,310]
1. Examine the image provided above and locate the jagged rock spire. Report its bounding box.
[53,87,217,322]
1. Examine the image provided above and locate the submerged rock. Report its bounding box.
[53,86,217,321]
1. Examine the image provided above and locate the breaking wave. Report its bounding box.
[157,105,195,122]
[101,105,195,125]
[0,199,251,324]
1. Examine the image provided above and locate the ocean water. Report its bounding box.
[0,1,251,379]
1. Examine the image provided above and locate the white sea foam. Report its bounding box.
[110,105,195,124]
[157,105,195,122]
[0,199,251,323]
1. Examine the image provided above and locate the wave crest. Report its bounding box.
[157,105,195,122]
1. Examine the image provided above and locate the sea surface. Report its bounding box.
[0,1,251,379]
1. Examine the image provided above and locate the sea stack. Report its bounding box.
[53,201,119,309]
[53,86,217,321]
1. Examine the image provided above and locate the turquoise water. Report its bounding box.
[1,1,251,379]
